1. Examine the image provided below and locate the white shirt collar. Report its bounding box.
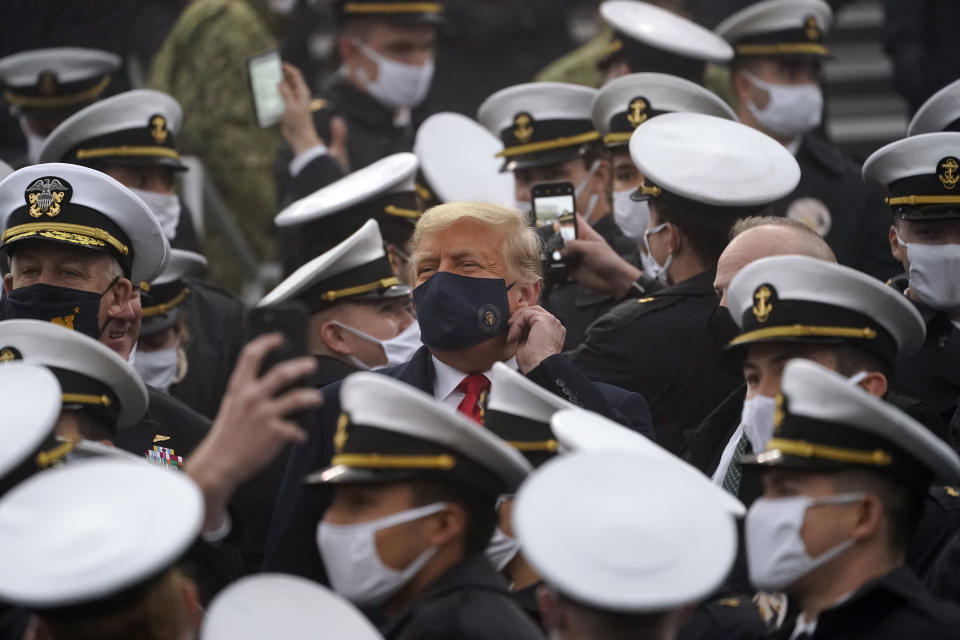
[431,355,518,405]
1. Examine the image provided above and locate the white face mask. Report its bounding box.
[128,187,181,241]
[353,39,434,110]
[317,502,445,607]
[743,72,823,140]
[133,346,178,391]
[612,189,650,241]
[485,526,521,572]
[896,233,960,313]
[574,160,602,224]
[642,222,674,284]
[746,493,863,591]
[741,394,777,454]
[331,320,421,369]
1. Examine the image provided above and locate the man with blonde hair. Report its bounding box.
[265,201,653,579]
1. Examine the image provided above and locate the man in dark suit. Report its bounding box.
[264,201,652,578]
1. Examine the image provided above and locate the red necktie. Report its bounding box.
[456,374,491,424]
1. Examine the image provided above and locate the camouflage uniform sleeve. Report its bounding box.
[149,0,281,287]
[534,28,613,88]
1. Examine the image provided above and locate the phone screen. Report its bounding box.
[248,51,285,128]
[534,193,577,243]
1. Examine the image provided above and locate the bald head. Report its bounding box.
[715,220,836,306]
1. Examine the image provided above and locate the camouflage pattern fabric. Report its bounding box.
[150,0,281,291]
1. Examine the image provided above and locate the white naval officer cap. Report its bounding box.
[0,457,203,608]
[414,112,514,206]
[600,1,734,66]
[862,132,960,220]
[909,78,960,136]
[0,47,121,111]
[725,255,925,366]
[483,361,577,467]
[201,573,384,640]
[0,162,169,283]
[592,72,737,147]
[514,450,738,613]
[307,372,532,496]
[38,89,186,170]
[139,248,208,337]
[0,362,61,495]
[259,218,409,311]
[550,408,746,517]
[715,0,833,58]
[629,112,800,207]
[0,319,148,429]
[477,82,599,172]
[274,152,419,228]
[739,359,960,488]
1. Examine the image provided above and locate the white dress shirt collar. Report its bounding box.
[431,355,518,409]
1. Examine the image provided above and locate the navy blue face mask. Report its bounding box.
[2,279,118,338]
[413,271,514,351]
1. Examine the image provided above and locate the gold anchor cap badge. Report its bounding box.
[149,115,169,145]
[626,96,648,128]
[938,156,960,190]
[752,284,774,323]
[513,112,533,144]
[804,16,820,42]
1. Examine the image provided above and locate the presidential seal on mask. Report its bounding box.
[263,201,654,579]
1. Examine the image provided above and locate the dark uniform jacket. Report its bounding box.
[679,593,768,640]
[570,269,742,456]
[543,214,639,351]
[893,289,960,428]
[263,346,653,578]
[115,387,210,462]
[276,74,414,206]
[381,554,545,640]
[771,567,960,639]
[771,135,900,282]
[171,201,202,255]
[167,278,249,420]
[234,354,360,572]
[310,354,360,388]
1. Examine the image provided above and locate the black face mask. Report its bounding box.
[2,279,117,339]
[413,271,513,351]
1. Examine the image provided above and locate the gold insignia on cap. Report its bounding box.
[752,285,773,323]
[150,115,168,145]
[946,486,959,498]
[153,434,171,443]
[37,71,57,95]
[25,177,68,218]
[334,413,350,454]
[804,16,820,42]
[773,393,785,431]
[513,112,533,144]
[0,347,19,362]
[626,97,648,128]
[718,598,741,608]
[938,156,960,190]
